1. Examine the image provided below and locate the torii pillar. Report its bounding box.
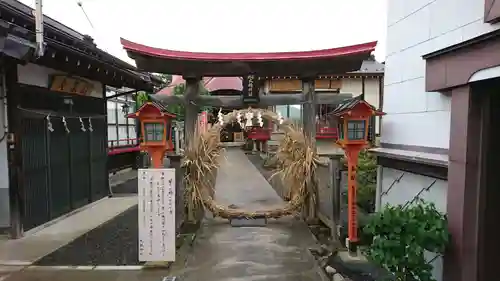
[301,77,317,144]
[184,76,201,149]
[301,76,317,221]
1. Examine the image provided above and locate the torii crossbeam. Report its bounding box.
[121,38,377,149]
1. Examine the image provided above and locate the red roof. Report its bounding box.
[121,38,377,61]
[156,76,243,96]
[126,102,176,119]
[121,39,377,76]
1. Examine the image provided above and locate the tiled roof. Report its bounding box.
[156,75,243,96]
[351,59,384,73]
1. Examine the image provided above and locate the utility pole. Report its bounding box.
[34,0,45,58]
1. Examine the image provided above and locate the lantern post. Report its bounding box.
[333,99,385,254]
[127,102,176,168]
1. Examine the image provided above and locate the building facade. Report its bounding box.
[0,0,156,237]
[106,88,137,149]
[266,59,384,135]
[376,0,500,280]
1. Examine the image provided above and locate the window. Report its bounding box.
[347,120,366,140]
[144,122,164,142]
[106,92,137,147]
[273,105,302,131]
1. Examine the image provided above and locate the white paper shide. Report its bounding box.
[138,168,176,262]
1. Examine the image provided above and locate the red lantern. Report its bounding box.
[127,102,176,168]
[332,99,385,252]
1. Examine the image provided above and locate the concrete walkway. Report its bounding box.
[171,149,327,281]
[0,196,138,280]
[2,150,326,281]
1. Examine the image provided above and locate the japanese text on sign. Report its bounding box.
[138,168,176,262]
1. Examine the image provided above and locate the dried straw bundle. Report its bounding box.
[183,108,321,219]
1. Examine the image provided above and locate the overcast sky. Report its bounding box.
[21,0,387,66]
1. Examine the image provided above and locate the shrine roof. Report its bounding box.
[156,76,242,96]
[127,101,176,119]
[331,96,385,117]
[121,38,377,76]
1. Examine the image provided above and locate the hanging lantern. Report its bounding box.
[121,103,130,116]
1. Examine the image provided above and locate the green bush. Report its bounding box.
[363,201,449,281]
[167,83,211,121]
[341,150,377,213]
[356,150,377,213]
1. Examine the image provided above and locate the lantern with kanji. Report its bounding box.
[127,102,176,168]
[332,98,385,253]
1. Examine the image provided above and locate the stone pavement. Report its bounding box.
[169,149,328,281]
[3,149,327,281]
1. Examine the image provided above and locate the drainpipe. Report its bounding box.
[34,0,45,58]
[375,165,383,212]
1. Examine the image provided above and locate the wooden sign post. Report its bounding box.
[138,168,176,262]
[332,98,385,253]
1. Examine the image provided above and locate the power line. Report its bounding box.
[76,1,94,30]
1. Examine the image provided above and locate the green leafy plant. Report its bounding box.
[135,91,150,108]
[356,150,377,213]
[364,201,449,281]
[167,83,212,121]
[341,150,377,213]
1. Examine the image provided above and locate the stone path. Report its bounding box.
[3,149,327,281]
[170,149,327,281]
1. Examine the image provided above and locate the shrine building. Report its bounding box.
[0,0,159,238]
[376,0,500,280]
[153,58,383,146]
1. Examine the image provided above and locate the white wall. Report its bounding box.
[340,77,363,96]
[379,1,500,279]
[383,0,500,149]
[17,63,104,98]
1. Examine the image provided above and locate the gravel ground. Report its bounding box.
[34,176,199,267]
[35,205,142,266]
[111,178,138,194]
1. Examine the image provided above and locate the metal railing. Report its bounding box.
[108,138,140,148]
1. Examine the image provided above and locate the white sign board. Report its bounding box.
[138,168,176,262]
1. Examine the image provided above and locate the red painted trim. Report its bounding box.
[108,146,141,155]
[121,38,377,62]
[108,138,140,148]
[316,135,338,140]
[128,103,177,119]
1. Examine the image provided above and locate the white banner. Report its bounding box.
[138,168,176,262]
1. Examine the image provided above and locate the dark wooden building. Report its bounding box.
[0,0,157,238]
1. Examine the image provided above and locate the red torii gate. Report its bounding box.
[121,38,377,219]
